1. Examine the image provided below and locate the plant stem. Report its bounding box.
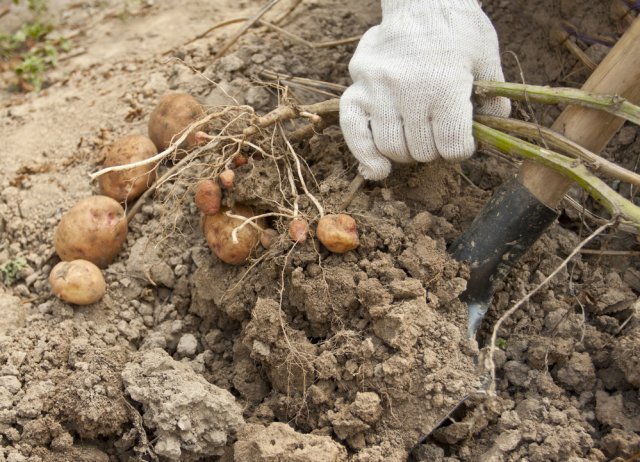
[475,115,640,187]
[473,81,640,126]
[473,122,640,232]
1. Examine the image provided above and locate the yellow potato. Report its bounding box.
[49,259,106,305]
[54,196,128,268]
[202,205,261,265]
[148,92,205,152]
[316,214,360,253]
[99,135,157,203]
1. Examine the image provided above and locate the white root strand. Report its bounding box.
[227,211,291,244]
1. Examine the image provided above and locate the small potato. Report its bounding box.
[54,196,128,268]
[288,219,308,243]
[195,180,222,215]
[219,169,235,189]
[203,205,261,265]
[260,228,279,249]
[98,135,157,203]
[49,259,106,305]
[316,214,359,253]
[148,92,205,152]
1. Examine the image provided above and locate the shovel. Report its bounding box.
[408,17,640,460]
[450,16,640,339]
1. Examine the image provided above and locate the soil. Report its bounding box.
[1,1,639,461]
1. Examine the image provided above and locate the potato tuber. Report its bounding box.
[49,259,106,305]
[316,214,359,253]
[98,135,157,203]
[260,228,279,249]
[202,205,261,264]
[148,92,205,152]
[288,218,308,243]
[219,169,235,189]
[54,195,128,268]
[195,180,222,215]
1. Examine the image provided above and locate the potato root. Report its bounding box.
[54,196,128,268]
[49,259,106,305]
[203,205,261,264]
[195,180,222,215]
[316,214,359,253]
[148,92,205,152]
[98,135,157,203]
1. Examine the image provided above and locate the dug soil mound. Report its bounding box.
[0,1,639,461]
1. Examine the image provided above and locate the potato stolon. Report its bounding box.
[99,135,157,202]
[54,196,128,268]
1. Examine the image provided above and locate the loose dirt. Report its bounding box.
[0,1,638,461]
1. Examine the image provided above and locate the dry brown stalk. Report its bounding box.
[213,0,282,61]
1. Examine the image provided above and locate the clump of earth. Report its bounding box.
[0,1,638,461]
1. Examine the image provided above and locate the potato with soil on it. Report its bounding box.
[98,135,157,203]
[219,169,235,189]
[148,92,205,152]
[202,205,262,265]
[195,179,222,215]
[49,259,106,305]
[54,196,128,268]
[288,218,309,243]
[317,214,359,253]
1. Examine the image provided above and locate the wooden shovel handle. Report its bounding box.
[518,17,640,208]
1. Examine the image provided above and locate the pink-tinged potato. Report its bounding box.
[49,259,106,305]
[288,219,308,243]
[195,180,222,216]
[98,135,157,203]
[233,154,248,167]
[260,228,279,249]
[54,196,128,268]
[202,205,261,265]
[219,169,235,189]
[148,92,205,152]
[316,214,359,253]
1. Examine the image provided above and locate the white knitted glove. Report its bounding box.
[340,0,511,180]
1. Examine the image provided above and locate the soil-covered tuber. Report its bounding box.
[54,195,128,268]
[98,135,157,203]
[148,92,205,152]
[288,219,308,243]
[49,259,106,305]
[316,214,359,253]
[202,205,261,265]
[195,180,222,216]
[219,169,235,189]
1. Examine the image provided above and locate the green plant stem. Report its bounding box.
[475,115,640,187]
[473,122,640,232]
[473,81,640,126]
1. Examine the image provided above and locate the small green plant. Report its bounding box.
[0,1,70,91]
[0,258,27,285]
[495,337,508,350]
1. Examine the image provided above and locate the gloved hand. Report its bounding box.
[340,0,511,180]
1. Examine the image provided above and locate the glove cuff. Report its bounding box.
[382,0,481,16]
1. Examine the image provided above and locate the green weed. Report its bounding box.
[0,258,27,285]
